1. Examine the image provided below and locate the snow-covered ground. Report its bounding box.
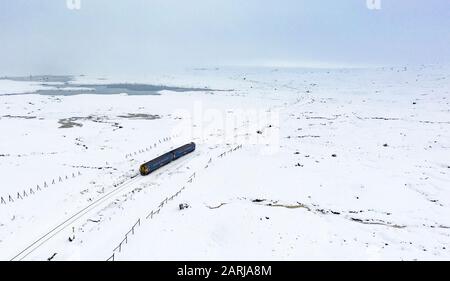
[0,65,449,261]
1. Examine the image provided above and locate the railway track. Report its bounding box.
[10,96,310,261]
[10,173,143,261]
[10,148,200,261]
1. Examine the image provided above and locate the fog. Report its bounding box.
[1,0,450,76]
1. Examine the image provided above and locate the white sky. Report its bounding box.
[1,0,450,75]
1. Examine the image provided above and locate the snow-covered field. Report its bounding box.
[0,65,449,261]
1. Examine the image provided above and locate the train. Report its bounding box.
[139,142,196,176]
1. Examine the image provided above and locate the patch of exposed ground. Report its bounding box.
[206,198,448,230]
[2,115,37,119]
[117,113,160,120]
[206,203,227,209]
[58,115,122,130]
[58,117,84,128]
[248,198,406,228]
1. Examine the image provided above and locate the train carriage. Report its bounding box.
[139,142,196,176]
[172,142,196,160]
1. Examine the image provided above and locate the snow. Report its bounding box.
[0,80,52,95]
[0,65,449,260]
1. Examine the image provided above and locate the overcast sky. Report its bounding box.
[1,0,450,76]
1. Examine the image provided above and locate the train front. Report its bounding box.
[139,163,150,176]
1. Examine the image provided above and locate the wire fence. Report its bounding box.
[2,134,178,206]
[106,143,243,261]
[106,173,194,261]
[106,218,141,261]
[124,135,178,159]
[218,144,243,159]
[0,171,82,207]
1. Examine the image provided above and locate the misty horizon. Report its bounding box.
[1,0,450,76]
